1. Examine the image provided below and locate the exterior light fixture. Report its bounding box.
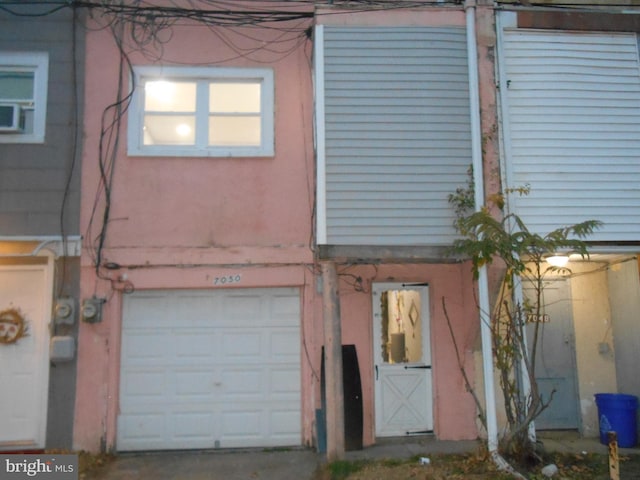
[546,254,569,268]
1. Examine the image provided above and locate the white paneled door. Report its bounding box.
[373,283,433,437]
[117,288,301,451]
[0,264,52,450]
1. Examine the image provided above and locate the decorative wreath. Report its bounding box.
[0,308,29,345]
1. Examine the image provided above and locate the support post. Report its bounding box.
[608,431,620,480]
[321,261,345,460]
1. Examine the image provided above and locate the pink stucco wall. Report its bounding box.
[335,264,480,444]
[75,15,316,451]
[79,28,315,263]
[75,4,490,452]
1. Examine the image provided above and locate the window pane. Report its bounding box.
[144,81,196,112]
[0,71,34,101]
[144,115,195,145]
[209,83,260,113]
[209,116,261,146]
[129,66,273,156]
[380,290,422,364]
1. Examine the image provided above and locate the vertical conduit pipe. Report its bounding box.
[466,4,526,477]
[494,10,537,445]
[464,0,499,454]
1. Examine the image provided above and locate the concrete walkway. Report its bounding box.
[91,448,321,480]
[91,433,639,480]
[90,438,479,480]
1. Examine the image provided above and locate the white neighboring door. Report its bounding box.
[373,283,433,437]
[117,287,301,451]
[0,264,52,450]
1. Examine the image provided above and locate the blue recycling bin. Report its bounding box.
[595,393,638,448]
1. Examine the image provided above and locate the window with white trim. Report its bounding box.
[0,52,49,143]
[128,66,274,157]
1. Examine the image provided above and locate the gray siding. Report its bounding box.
[0,7,83,236]
[322,27,472,246]
[46,257,80,449]
[501,30,640,242]
[0,5,83,451]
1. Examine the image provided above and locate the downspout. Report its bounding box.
[466,3,526,477]
[464,0,499,453]
[494,9,537,446]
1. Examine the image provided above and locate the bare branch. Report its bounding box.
[442,296,487,430]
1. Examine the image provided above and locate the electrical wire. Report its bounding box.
[84,19,135,285]
[6,0,635,288]
[5,0,640,11]
[0,0,464,20]
[57,3,81,298]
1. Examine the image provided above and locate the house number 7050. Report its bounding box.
[213,274,242,285]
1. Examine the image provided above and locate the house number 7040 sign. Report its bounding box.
[213,274,242,286]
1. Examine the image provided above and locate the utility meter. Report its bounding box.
[82,297,105,323]
[54,298,75,325]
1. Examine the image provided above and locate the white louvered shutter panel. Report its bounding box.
[320,27,472,246]
[502,30,640,242]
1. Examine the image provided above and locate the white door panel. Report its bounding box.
[378,366,433,435]
[0,264,52,450]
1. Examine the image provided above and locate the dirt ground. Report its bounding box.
[77,447,640,480]
[315,451,640,480]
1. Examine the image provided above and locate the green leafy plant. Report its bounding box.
[325,459,367,479]
[448,176,602,463]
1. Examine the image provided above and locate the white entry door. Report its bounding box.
[373,283,432,437]
[0,264,52,450]
[117,288,301,451]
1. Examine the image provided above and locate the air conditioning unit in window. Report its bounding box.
[0,103,21,132]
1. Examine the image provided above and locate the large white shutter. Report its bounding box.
[501,30,640,241]
[318,27,472,246]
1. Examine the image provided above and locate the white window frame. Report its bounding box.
[128,66,275,157]
[0,52,49,144]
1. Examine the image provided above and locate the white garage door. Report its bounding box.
[117,288,301,451]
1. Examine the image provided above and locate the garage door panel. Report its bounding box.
[122,333,167,362]
[221,331,263,360]
[174,332,217,360]
[118,288,301,451]
[175,370,215,397]
[125,295,170,327]
[117,412,166,444]
[222,295,263,320]
[172,412,216,441]
[217,405,300,446]
[121,369,166,398]
[272,294,302,318]
[221,410,262,438]
[221,369,263,397]
[270,330,301,361]
[271,409,302,436]
[270,367,302,397]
